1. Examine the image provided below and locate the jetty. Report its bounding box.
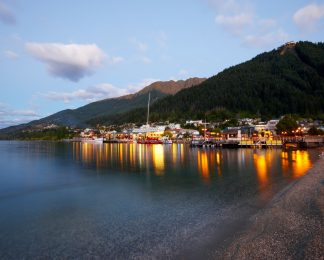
[190,136,324,149]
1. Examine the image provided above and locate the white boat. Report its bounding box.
[161,137,172,144]
[81,137,104,143]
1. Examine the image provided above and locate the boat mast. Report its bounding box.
[146,92,150,126]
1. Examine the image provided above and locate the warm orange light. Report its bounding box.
[291,150,311,178]
[152,144,165,174]
[172,143,177,164]
[253,153,268,186]
[197,150,210,181]
[216,152,221,165]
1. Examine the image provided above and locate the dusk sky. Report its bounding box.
[0,0,323,128]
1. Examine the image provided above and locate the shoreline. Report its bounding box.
[213,150,324,259]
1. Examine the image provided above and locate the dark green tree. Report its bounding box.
[276,115,298,135]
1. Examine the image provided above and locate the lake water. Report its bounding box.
[0,141,318,259]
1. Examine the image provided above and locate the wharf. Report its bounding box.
[190,136,324,149]
[190,139,283,149]
[283,136,324,149]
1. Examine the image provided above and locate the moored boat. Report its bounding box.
[137,137,163,144]
[81,137,104,143]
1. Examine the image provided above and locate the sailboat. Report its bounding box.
[137,92,163,144]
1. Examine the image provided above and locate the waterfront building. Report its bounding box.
[132,125,166,140]
[185,120,203,127]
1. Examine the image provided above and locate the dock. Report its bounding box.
[190,136,324,149]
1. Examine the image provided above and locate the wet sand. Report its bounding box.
[213,153,324,259]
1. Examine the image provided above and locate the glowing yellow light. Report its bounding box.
[119,143,123,165]
[253,153,268,186]
[172,143,177,164]
[152,144,165,174]
[291,150,311,178]
[129,143,134,167]
[197,150,210,181]
[180,144,184,162]
[216,152,221,165]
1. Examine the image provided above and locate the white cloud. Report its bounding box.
[130,38,153,64]
[43,84,128,103]
[243,29,289,48]
[0,1,16,25]
[131,38,148,52]
[215,13,253,35]
[208,0,289,48]
[178,69,188,78]
[206,0,241,13]
[258,19,277,31]
[156,31,168,48]
[0,103,40,129]
[43,78,160,104]
[293,3,324,32]
[25,42,106,82]
[4,50,19,60]
[110,56,124,64]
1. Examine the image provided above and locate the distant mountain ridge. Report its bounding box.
[0,77,206,136]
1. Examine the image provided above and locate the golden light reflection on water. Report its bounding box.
[216,152,221,165]
[281,150,312,178]
[291,150,311,178]
[82,143,91,163]
[129,143,134,167]
[119,144,123,165]
[281,151,289,173]
[197,150,210,181]
[72,143,314,183]
[152,145,165,174]
[253,153,268,186]
[172,144,177,164]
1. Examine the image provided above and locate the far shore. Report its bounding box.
[213,149,324,259]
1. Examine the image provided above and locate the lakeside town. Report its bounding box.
[24,115,324,149]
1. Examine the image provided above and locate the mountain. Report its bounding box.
[2,41,324,138]
[88,41,324,125]
[0,78,205,136]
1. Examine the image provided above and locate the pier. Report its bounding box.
[190,136,324,149]
[283,136,324,149]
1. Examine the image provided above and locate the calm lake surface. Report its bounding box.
[0,141,319,259]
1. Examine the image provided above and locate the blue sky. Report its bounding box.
[0,0,323,128]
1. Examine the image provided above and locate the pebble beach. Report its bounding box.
[213,151,324,259]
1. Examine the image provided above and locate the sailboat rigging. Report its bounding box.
[146,91,150,126]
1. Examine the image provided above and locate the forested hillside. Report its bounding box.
[88,41,324,125]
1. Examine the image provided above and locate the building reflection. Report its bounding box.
[71,143,313,185]
[281,151,289,173]
[152,144,165,175]
[280,150,312,178]
[197,150,210,181]
[172,144,177,164]
[253,152,269,186]
[291,150,311,178]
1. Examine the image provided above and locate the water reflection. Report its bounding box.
[253,152,269,186]
[197,150,210,181]
[72,143,315,185]
[152,145,165,175]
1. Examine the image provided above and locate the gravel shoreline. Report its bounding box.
[213,153,324,259]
